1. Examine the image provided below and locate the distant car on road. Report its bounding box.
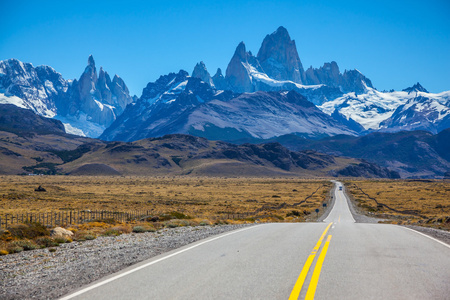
[339,186,343,191]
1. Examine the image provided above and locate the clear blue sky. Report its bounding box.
[1,0,449,96]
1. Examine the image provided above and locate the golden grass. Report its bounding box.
[0,176,332,222]
[345,180,450,230]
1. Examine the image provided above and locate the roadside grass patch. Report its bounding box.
[8,222,50,239]
[35,236,59,247]
[8,240,38,252]
[345,180,450,230]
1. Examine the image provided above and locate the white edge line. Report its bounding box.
[400,226,450,249]
[59,226,257,300]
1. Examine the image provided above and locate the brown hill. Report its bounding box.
[0,130,399,178]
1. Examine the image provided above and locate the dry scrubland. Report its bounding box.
[0,176,331,255]
[345,180,450,230]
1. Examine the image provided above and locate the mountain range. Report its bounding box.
[0,26,449,178]
[256,129,450,178]
[101,26,450,142]
[0,104,399,178]
[0,55,133,137]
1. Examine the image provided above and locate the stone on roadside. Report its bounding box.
[51,227,73,238]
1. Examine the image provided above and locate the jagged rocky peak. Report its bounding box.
[257,26,305,83]
[88,54,95,68]
[234,41,247,60]
[305,61,341,86]
[305,60,373,94]
[78,55,99,102]
[97,67,113,104]
[225,42,263,93]
[192,61,214,87]
[403,82,429,94]
[82,55,97,80]
[111,74,133,113]
[212,68,227,90]
[70,55,134,127]
[340,69,373,95]
[141,70,190,101]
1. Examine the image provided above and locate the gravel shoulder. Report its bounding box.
[0,224,251,300]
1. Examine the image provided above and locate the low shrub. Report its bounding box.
[73,232,96,241]
[54,236,71,244]
[0,249,8,255]
[7,246,23,254]
[159,214,174,221]
[287,210,301,217]
[9,240,38,251]
[165,223,178,228]
[49,248,57,253]
[8,222,50,239]
[0,229,12,241]
[102,229,121,237]
[84,234,96,240]
[169,211,192,219]
[35,236,59,247]
[112,225,131,234]
[132,226,146,233]
[199,220,211,226]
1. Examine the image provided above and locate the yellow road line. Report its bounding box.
[288,223,333,300]
[338,215,341,223]
[305,235,333,300]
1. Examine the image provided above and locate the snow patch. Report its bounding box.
[54,113,106,138]
[0,93,28,109]
[62,123,86,136]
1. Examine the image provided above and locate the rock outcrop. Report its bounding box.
[69,55,133,126]
[305,61,373,94]
[402,82,429,94]
[218,26,373,103]
[192,61,214,87]
[225,42,264,93]
[257,26,306,84]
[212,68,228,90]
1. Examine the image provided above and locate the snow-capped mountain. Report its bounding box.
[0,56,133,137]
[100,70,359,142]
[2,26,449,142]
[192,26,373,105]
[0,59,65,117]
[379,95,450,133]
[318,83,450,132]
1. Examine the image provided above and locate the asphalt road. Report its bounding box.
[61,182,450,300]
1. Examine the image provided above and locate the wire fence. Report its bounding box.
[0,210,151,229]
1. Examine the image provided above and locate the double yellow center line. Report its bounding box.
[289,222,333,300]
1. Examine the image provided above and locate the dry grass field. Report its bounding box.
[344,180,450,230]
[0,176,331,220]
[0,176,332,254]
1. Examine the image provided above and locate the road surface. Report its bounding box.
[61,182,450,299]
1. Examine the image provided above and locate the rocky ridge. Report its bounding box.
[100,70,359,142]
[0,56,133,137]
[190,26,376,105]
